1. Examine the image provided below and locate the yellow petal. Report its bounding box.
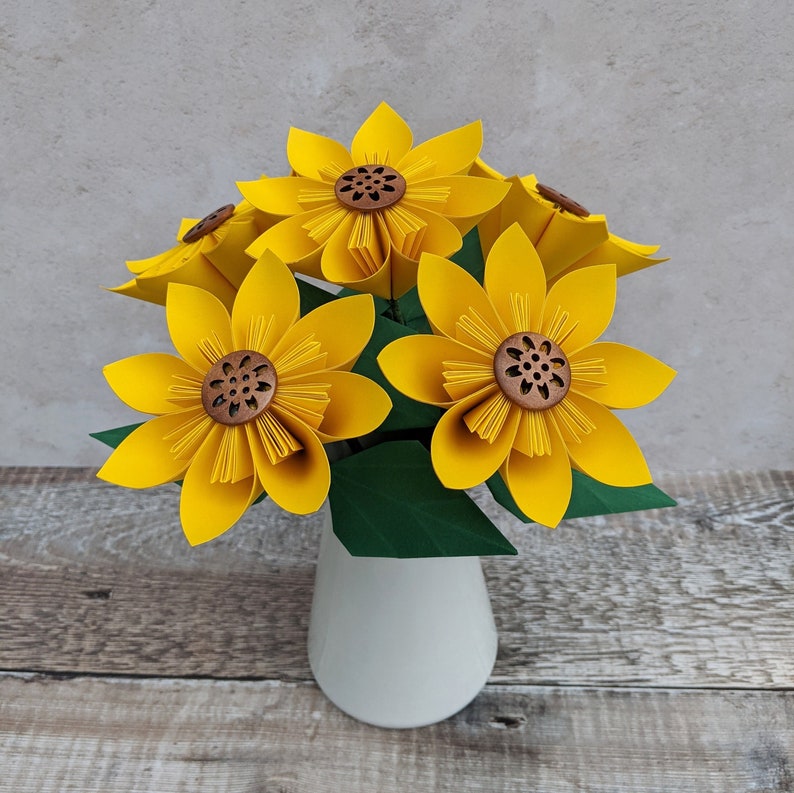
[135,252,237,310]
[541,264,616,355]
[203,213,263,289]
[397,120,483,177]
[287,127,354,180]
[96,410,201,488]
[180,424,262,545]
[313,371,392,441]
[320,211,391,291]
[166,283,233,371]
[245,211,316,260]
[481,176,555,257]
[106,277,157,304]
[484,224,547,334]
[351,102,413,166]
[560,233,667,280]
[557,392,651,487]
[272,293,375,372]
[237,176,321,216]
[536,213,609,280]
[388,246,419,300]
[253,410,330,514]
[103,353,199,415]
[402,204,462,256]
[501,420,572,528]
[431,386,520,489]
[387,206,464,299]
[231,250,300,353]
[410,176,509,233]
[381,206,463,299]
[570,342,676,408]
[378,335,489,406]
[418,253,506,349]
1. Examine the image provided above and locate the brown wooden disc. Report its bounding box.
[181,204,236,243]
[493,332,570,410]
[201,350,277,426]
[535,183,590,217]
[334,165,406,211]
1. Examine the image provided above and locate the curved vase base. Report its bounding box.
[307,505,498,729]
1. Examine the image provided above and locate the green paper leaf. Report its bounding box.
[329,440,517,558]
[486,468,677,524]
[352,315,441,433]
[450,227,485,284]
[89,422,144,449]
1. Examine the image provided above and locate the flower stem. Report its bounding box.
[387,298,406,325]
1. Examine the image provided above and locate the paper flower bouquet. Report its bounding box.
[94,102,676,558]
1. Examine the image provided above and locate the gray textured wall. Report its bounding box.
[2,0,791,471]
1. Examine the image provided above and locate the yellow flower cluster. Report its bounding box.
[99,103,674,544]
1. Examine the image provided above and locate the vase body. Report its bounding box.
[307,505,497,728]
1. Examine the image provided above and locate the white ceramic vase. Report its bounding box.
[307,504,498,728]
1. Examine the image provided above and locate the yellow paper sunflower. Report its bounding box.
[471,159,666,285]
[98,250,392,544]
[377,224,675,528]
[237,102,510,300]
[109,198,274,310]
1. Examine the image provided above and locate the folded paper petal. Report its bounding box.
[320,212,390,289]
[166,284,233,371]
[557,391,651,487]
[96,409,204,488]
[180,424,262,545]
[570,342,676,408]
[418,253,506,345]
[253,409,330,514]
[484,223,547,334]
[533,211,609,281]
[559,233,667,281]
[501,420,571,528]
[378,334,489,407]
[541,265,616,355]
[103,353,199,415]
[272,293,374,373]
[231,251,300,353]
[203,215,266,289]
[314,371,392,441]
[112,248,237,309]
[412,176,510,231]
[244,207,327,274]
[432,386,521,489]
[397,121,483,177]
[237,176,320,216]
[287,127,354,180]
[351,102,413,166]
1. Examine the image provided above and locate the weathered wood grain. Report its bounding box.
[2,673,792,793]
[1,470,792,687]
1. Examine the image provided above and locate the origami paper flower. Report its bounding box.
[237,103,509,300]
[377,224,675,528]
[98,251,392,544]
[109,199,273,309]
[471,160,666,284]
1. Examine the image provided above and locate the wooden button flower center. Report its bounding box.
[535,183,590,217]
[335,165,406,211]
[181,204,235,243]
[201,350,277,425]
[494,332,570,410]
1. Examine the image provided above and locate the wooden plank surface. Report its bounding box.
[1,470,792,687]
[1,469,793,792]
[2,674,793,793]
